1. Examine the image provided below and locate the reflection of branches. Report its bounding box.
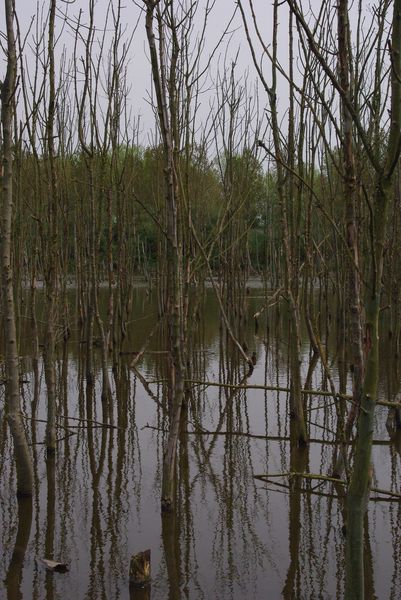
[187,346,270,594]
[130,316,165,368]
[132,367,163,408]
[85,383,108,600]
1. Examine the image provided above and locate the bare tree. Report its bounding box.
[278,1,401,596]
[43,0,58,453]
[143,0,188,512]
[238,0,308,445]
[1,0,33,496]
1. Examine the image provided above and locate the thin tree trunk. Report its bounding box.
[345,2,401,597]
[144,1,186,512]
[44,0,58,453]
[1,0,33,496]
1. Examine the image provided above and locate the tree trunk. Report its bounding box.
[1,0,33,497]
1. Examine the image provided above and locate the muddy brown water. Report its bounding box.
[0,284,400,599]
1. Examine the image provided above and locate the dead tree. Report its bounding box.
[143,0,187,512]
[43,0,58,453]
[283,1,401,596]
[0,0,33,496]
[238,0,308,445]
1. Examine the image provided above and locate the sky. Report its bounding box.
[0,1,377,152]
[0,0,271,147]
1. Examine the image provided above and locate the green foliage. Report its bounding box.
[12,142,278,277]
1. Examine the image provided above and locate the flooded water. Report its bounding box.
[1,284,400,599]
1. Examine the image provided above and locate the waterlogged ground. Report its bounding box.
[1,285,401,599]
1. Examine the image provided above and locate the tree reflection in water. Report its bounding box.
[1,286,401,599]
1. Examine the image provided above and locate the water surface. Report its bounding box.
[1,285,400,599]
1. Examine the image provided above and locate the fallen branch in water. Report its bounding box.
[132,368,163,408]
[141,424,395,446]
[253,287,284,320]
[23,414,122,430]
[129,316,165,368]
[183,379,401,409]
[58,414,123,429]
[254,472,401,500]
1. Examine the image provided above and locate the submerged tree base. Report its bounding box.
[129,549,151,586]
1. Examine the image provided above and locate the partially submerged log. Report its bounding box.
[40,558,69,573]
[129,550,151,587]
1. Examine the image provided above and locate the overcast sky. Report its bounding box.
[0,1,280,143]
[0,1,374,149]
